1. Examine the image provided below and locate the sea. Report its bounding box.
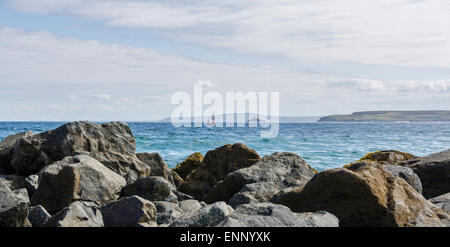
[0,122,449,171]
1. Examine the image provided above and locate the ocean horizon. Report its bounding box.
[1,121,448,171]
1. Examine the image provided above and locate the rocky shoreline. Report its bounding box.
[0,121,449,227]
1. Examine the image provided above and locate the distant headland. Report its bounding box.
[319,111,450,122]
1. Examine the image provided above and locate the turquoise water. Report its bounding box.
[0,122,449,171]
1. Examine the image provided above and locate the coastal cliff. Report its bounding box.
[319,110,450,122]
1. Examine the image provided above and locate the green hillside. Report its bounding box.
[318,111,450,122]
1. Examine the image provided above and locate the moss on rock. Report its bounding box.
[343,150,415,168]
[172,152,204,180]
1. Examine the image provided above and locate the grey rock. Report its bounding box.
[0,174,26,191]
[136,152,175,185]
[24,175,39,197]
[216,203,339,227]
[0,131,34,173]
[169,202,234,227]
[229,182,281,208]
[45,201,103,227]
[430,193,450,214]
[101,196,157,227]
[154,200,203,225]
[9,121,150,182]
[0,174,39,198]
[28,205,51,227]
[178,199,202,214]
[294,211,340,227]
[204,152,316,205]
[121,176,179,203]
[31,155,126,213]
[173,190,195,201]
[399,149,450,199]
[0,183,31,227]
[382,165,422,194]
[153,201,183,225]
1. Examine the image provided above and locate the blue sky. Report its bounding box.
[0,0,449,121]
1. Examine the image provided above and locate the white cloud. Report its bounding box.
[92,94,112,101]
[68,94,79,100]
[0,26,449,121]
[6,0,450,68]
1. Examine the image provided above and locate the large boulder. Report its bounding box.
[430,193,450,214]
[121,176,182,203]
[399,149,450,199]
[228,182,281,208]
[9,121,150,182]
[172,152,203,180]
[217,203,339,227]
[31,155,126,213]
[0,182,31,227]
[274,161,449,227]
[0,131,35,174]
[136,152,175,185]
[204,152,316,205]
[345,162,423,194]
[28,205,51,227]
[101,196,157,227]
[178,143,260,200]
[45,201,103,227]
[169,202,234,227]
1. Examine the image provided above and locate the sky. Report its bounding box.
[0,0,449,121]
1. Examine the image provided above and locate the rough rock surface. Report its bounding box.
[382,165,422,194]
[31,155,126,213]
[24,175,39,197]
[121,176,180,202]
[399,149,450,199]
[45,201,103,227]
[172,152,203,180]
[171,171,184,187]
[136,152,175,185]
[9,121,150,182]
[274,161,449,227]
[0,131,35,173]
[228,182,281,208]
[204,152,316,205]
[101,196,157,227]
[28,205,51,227]
[0,182,31,227]
[0,174,39,197]
[178,143,260,200]
[153,201,183,225]
[178,199,203,213]
[154,200,204,226]
[217,203,339,227]
[0,174,26,191]
[169,202,234,227]
[345,161,423,194]
[430,193,450,214]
